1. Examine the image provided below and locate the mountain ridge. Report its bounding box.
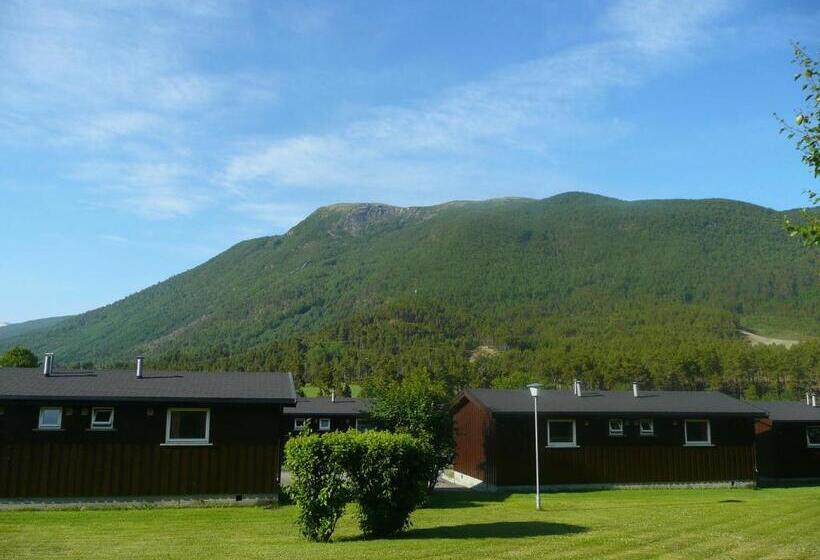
[2,192,817,396]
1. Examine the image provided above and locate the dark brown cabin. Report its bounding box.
[750,398,820,480]
[452,385,765,488]
[0,362,296,500]
[283,396,373,435]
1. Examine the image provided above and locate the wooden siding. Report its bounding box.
[451,408,759,486]
[755,419,820,478]
[452,397,494,484]
[0,442,279,498]
[0,402,282,498]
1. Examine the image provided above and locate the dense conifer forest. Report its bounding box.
[3,193,818,398]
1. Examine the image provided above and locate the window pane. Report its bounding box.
[170,411,207,440]
[41,408,61,426]
[640,419,653,432]
[550,421,573,443]
[93,409,112,424]
[686,421,708,442]
[808,426,820,445]
[609,419,623,433]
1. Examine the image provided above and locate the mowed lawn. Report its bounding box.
[1,487,819,560]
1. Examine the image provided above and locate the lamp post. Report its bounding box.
[527,383,544,511]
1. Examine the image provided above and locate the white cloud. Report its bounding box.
[74,161,209,219]
[223,0,733,197]
[0,0,276,218]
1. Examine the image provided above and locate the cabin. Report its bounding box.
[0,357,297,500]
[451,384,765,488]
[750,396,820,480]
[283,395,373,434]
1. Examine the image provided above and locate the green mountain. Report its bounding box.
[0,316,71,342]
[4,194,818,396]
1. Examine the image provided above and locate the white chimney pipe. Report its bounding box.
[813,394,817,408]
[331,390,335,403]
[633,382,639,398]
[43,353,53,376]
[136,356,144,379]
[807,393,812,406]
[575,380,582,397]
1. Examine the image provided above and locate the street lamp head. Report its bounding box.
[527,383,543,398]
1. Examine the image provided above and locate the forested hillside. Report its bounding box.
[4,194,818,398]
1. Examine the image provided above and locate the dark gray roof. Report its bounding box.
[462,388,764,416]
[745,400,820,422]
[0,367,297,404]
[283,397,372,416]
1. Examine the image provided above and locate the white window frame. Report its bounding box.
[547,419,577,448]
[608,418,624,437]
[318,418,331,432]
[90,407,115,430]
[355,418,374,432]
[684,419,712,447]
[807,425,820,449]
[38,406,63,430]
[639,418,654,436]
[294,417,306,431]
[164,407,211,446]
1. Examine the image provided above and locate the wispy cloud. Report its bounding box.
[0,0,275,218]
[223,0,733,199]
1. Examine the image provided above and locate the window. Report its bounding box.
[684,419,711,446]
[165,408,210,445]
[90,407,115,430]
[294,418,306,431]
[356,419,374,432]
[608,419,624,436]
[319,418,331,431]
[639,418,654,436]
[38,407,62,430]
[807,426,820,448]
[547,419,577,448]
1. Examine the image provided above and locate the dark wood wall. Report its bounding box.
[0,402,283,498]
[452,398,493,483]
[492,414,756,485]
[450,399,758,486]
[755,419,820,478]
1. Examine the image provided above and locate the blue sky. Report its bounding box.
[1,0,818,323]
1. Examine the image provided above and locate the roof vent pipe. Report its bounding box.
[43,353,53,376]
[572,379,578,396]
[632,382,639,398]
[808,393,812,406]
[136,356,144,379]
[331,390,336,403]
[813,394,817,408]
[575,380,582,397]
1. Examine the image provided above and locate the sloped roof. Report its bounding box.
[283,397,372,416]
[0,367,297,404]
[461,388,764,416]
[746,400,820,422]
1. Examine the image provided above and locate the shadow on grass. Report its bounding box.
[401,521,587,540]
[423,490,513,509]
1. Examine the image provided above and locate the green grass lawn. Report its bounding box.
[1,488,818,559]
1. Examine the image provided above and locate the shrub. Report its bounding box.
[283,432,352,542]
[368,372,455,491]
[342,431,433,538]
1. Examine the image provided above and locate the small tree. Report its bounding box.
[283,432,352,542]
[0,346,38,368]
[368,371,455,491]
[342,431,432,538]
[284,430,433,541]
[778,43,819,247]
